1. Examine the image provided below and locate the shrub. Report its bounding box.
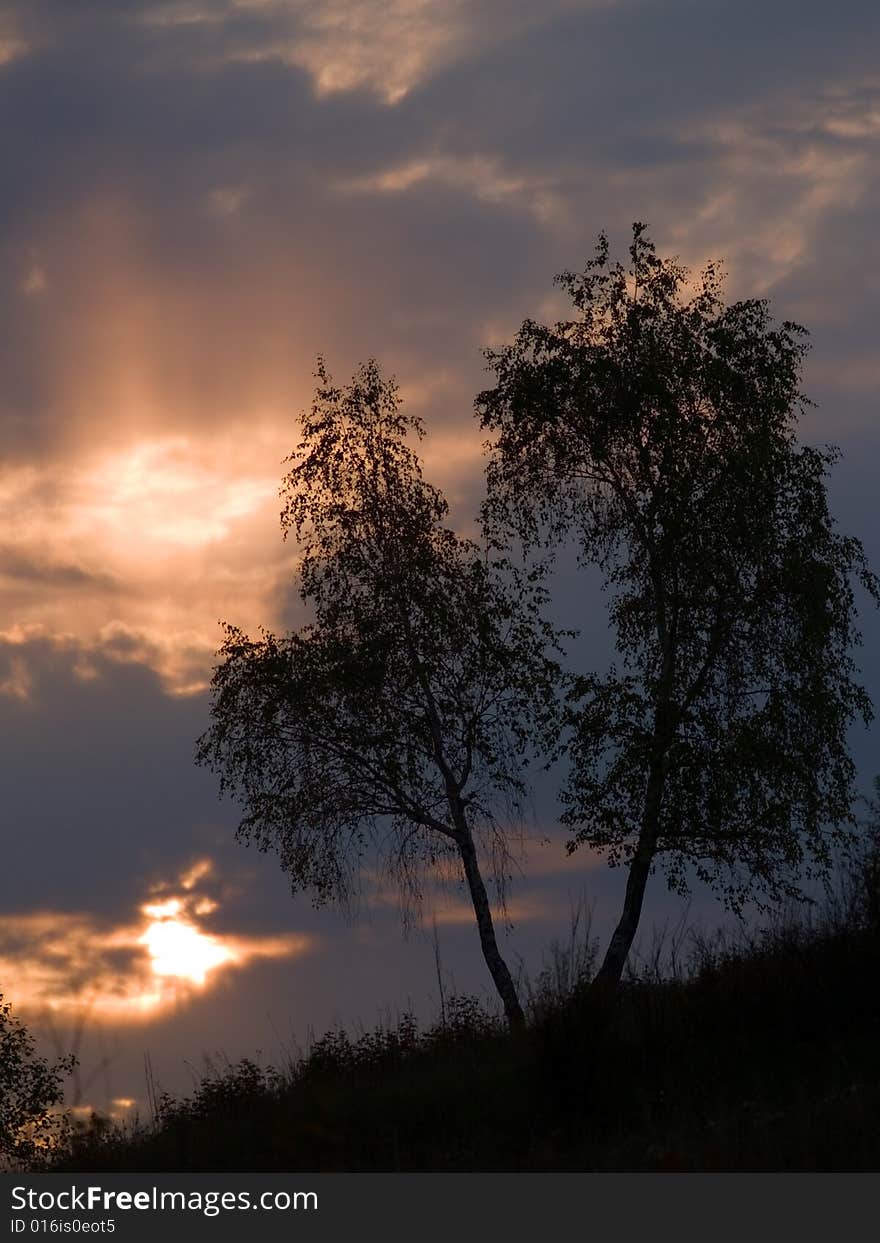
[0,995,75,1169]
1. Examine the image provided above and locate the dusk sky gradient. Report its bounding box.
[2,0,879,1116]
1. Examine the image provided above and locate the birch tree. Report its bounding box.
[478,225,879,990]
[198,361,561,1026]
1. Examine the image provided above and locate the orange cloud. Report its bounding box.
[0,435,288,695]
[0,406,491,697]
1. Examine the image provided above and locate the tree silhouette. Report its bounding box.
[197,361,562,1026]
[478,224,879,990]
[0,995,74,1168]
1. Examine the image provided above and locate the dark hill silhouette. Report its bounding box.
[54,819,880,1172]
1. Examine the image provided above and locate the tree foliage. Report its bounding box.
[0,995,74,1168]
[478,224,879,987]
[198,360,562,1024]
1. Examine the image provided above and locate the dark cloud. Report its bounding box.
[0,634,224,913]
[0,546,119,590]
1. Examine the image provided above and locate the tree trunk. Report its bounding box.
[591,758,666,993]
[456,828,525,1029]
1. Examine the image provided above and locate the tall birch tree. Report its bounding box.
[478,225,879,990]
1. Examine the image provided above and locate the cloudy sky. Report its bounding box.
[2,0,879,1116]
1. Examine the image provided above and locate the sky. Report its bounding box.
[1,0,880,1119]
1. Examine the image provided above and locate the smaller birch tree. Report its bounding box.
[198,360,562,1027]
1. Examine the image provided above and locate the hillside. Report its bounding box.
[54,872,880,1172]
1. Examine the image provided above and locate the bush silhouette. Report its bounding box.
[0,995,74,1169]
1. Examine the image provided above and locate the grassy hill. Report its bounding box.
[53,851,880,1171]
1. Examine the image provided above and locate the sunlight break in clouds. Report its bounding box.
[140,897,237,987]
[0,860,311,1023]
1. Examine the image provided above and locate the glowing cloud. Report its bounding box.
[75,437,274,552]
[0,860,312,1024]
[180,858,214,890]
[140,913,237,986]
[0,437,286,695]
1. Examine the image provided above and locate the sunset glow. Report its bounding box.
[0,436,287,695]
[0,861,311,1024]
[139,906,238,986]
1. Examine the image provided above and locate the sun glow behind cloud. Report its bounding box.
[6,44,874,708]
[0,436,287,695]
[140,897,239,986]
[0,860,311,1024]
[77,438,272,551]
